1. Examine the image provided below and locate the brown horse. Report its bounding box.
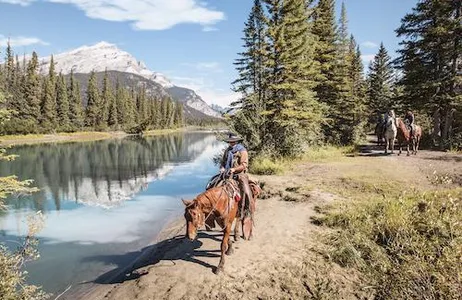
[396,118,422,156]
[183,178,261,274]
[183,179,241,274]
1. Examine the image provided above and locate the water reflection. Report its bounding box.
[0,132,218,211]
[0,132,224,295]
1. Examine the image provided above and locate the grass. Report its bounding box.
[312,162,462,300]
[250,145,354,175]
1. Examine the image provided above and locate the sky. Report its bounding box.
[0,0,418,107]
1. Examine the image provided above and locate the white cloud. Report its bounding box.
[0,35,49,47]
[361,41,379,48]
[0,0,34,5]
[7,0,225,31]
[202,26,218,32]
[170,75,239,107]
[361,54,375,64]
[182,61,222,72]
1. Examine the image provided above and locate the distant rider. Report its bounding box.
[404,111,415,137]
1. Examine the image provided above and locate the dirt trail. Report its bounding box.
[73,140,461,300]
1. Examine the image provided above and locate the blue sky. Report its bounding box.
[0,0,417,107]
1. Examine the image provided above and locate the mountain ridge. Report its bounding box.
[36,41,222,119]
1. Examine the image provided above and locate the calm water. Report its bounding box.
[0,132,224,296]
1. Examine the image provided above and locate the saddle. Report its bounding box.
[205,172,260,239]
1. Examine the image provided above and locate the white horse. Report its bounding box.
[384,111,397,154]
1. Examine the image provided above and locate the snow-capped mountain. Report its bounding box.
[37,41,222,118]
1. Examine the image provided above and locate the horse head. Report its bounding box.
[183,198,204,240]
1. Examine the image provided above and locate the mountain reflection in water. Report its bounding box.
[0,131,224,295]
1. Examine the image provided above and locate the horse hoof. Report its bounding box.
[226,248,234,256]
[213,267,223,275]
[234,235,241,242]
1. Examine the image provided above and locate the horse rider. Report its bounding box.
[404,110,416,138]
[381,109,396,135]
[219,133,253,218]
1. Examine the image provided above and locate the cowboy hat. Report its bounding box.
[223,133,243,143]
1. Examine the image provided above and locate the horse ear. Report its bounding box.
[182,199,194,207]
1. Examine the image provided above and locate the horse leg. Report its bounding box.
[385,138,388,154]
[226,219,235,256]
[215,222,232,274]
[406,141,410,156]
[234,202,241,241]
[391,138,395,154]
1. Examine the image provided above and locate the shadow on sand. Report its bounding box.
[81,231,223,285]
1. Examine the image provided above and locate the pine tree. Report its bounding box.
[136,85,148,123]
[24,52,41,126]
[149,97,160,128]
[160,96,169,128]
[40,57,57,131]
[85,71,101,128]
[231,0,269,152]
[263,0,324,155]
[40,77,57,131]
[107,80,118,128]
[174,102,184,128]
[347,36,367,143]
[56,73,71,131]
[395,0,461,148]
[367,42,395,121]
[115,79,126,126]
[68,70,84,131]
[5,40,15,93]
[312,0,337,104]
[100,70,111,128]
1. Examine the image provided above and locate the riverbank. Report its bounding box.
[0,127,222,146]
[72,141,461,300]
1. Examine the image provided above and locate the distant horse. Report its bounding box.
[183,177,261,274]
[396,118,422,156]
[375,122,384,146]
[383,114,397,154]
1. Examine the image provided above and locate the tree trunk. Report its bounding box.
[442,108,456,148]
[432,108,441,146]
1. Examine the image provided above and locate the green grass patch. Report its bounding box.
[317,189,462,299]
[302,145,355,162]
[250,155,285,175]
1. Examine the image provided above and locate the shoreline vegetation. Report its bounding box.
[0,126,224,146]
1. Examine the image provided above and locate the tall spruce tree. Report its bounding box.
[24,52,41,127]
[100,70,111,127]
[85,71,101,128]
[56,73,71,131]
[367,42,395,122]
[347,36,367,143]
[231,0,269,152]
[68,70,84,131]
[115,79,126,126]
[312,0,337,104]
[39,55,57,131]
[395,0,461,148]
[263,0,324,155]
[174,102,184,128]
[5,40,15,94]
[149,97,160,128]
